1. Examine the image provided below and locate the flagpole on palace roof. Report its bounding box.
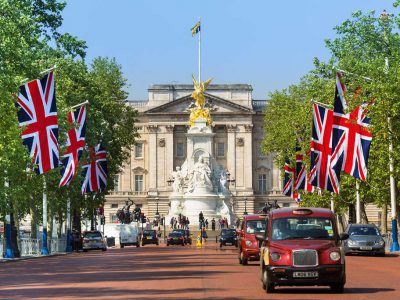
[198,17,201,83]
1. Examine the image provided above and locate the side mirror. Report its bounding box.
[339,233,349,240]
[255,233,267,242]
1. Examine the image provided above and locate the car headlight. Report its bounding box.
[330,251,341,261]
[375,240,385,246]
[270,252,281,261]
[245,240,252,247]
[347,239,357,246]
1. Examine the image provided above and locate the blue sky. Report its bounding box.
[60,0,395,100]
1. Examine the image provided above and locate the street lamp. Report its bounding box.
[167,177,174,186]
[244,198,248,215]
[380,9,399,252]
[155,197,160,220]
[226,171,236,186]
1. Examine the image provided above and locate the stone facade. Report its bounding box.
[104,84,294,224]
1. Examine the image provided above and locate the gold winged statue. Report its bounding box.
[189,75,213,127]
[191,75,212,108]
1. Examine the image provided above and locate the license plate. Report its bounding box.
[173,238,178,240]
[225,242,232,245]
[146,237,152,239]
[293,271,318,278]
[360,246,372,250]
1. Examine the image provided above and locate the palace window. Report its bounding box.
[111,203,118,209]
[135,143,143,159]
[176,142,184,157]
[135,175,143,192]
[258,174,267,194]
[217,142,225,157]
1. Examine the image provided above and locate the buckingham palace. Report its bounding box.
[104,83,291,223]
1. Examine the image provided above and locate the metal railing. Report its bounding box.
[1,238,67,258]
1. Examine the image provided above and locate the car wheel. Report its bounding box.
[156,242,159,246]
[136,243,140,248]
[330,283,345,293]
[167,243,169,246]
[262,268,274,293]
[120,244,124,248]
[102,248,107,251]
[141,243,145,247]
[240,250,248,265]
[182,242,185,246]
[220,243,223,248]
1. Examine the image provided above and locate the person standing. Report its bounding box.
[205,219,209,229]
[211,218,216,231]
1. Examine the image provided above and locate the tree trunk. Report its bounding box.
[381,204,388,234]
[48,207,54,252]
[361,202,369,224]
[57,209,63,238]
[10,211,21,258]
[30,195,37,239]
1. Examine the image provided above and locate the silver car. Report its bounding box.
[82,231,107,252]
[344,224,385,256]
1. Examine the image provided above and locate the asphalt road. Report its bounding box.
[0,242,399,300]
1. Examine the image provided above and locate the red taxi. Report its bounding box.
[237,214,267,265]
[257,208,349,293]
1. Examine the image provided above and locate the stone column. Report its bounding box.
[226,124,237,188]
[271,156,281,193]
[243,124,253,191]
[147,125,158,196]
[165,125,174,189]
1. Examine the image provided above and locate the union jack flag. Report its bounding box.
[331,73,372,181]
[309,102,341,193]
[15,72,59,174]
[282,160,295,198]
[59,105,87,187]
[295,152,314,193]
[81,144,108,194]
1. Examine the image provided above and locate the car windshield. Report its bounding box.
[246,220,266,234]
[169,232,182,237]
[222,230,236,236]
[144,230,156,236]
[349,226,379,236]
[84,232,102,238]
[272,217,335,240]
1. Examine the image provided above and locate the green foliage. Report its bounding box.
[262,6,400,213]
[0,1,138,231]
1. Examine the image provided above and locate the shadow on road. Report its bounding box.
[275,287,395,294]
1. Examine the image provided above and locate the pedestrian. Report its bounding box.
[205,219,209,229]
[170,217,174,229]
[211,218,216,231]
[202,227,208,243]
[224,217,228,228]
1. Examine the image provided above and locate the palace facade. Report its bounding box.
[104,84,294,223]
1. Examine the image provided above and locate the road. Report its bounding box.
[0,242,399,300]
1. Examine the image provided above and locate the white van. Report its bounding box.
[119,223,140,248]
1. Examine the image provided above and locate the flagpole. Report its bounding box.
[356,180,361,223]
[334,67,373,81]
[21,65,57,84]
[66,198,72,252]
[310,99,333,109]
[41,178,49,255]
[70,100,89,110]
[198,17,201,83]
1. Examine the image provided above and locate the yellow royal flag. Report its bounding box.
[191,21,201,37]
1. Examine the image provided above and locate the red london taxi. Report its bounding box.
[256,208,349,293]
[237,214,267,265]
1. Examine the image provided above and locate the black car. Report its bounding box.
[167,232,185,246]
[172,229,192,245]
[344,224,385,256]
[141,230,159,246]
[219,228,238,248]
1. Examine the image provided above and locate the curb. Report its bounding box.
[1,252,72,263]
